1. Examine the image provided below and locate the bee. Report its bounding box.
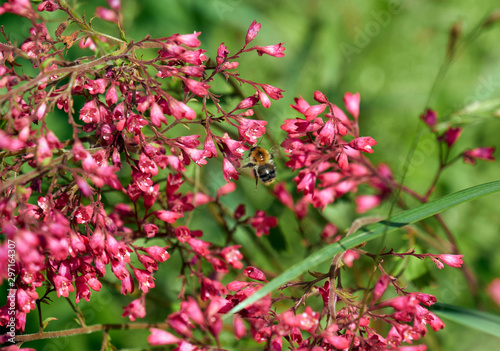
[243,146,277,188]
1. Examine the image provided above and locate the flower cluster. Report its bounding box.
[0,1,281,337]
[148,249,463,350]
[0,1,497,350]
[420,108,495,165]
[277,91,392,215]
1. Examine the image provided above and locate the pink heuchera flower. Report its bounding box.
[172,31,201,47]
[349,136,377,153]
[79,100,99,123]
[305,103,327,121]
[154,210,182,223]
[254,43,285,58]
[96,6,118,22]
[420,108,438,129]
[291,95,311,114]
[166,95,196,120]
[463,147,495,164]
[235,117,267,144]
[217,182,236,198]
[37,0,59,12]
[295,171,316,196]
[487,278,500,307]
[142,223,158,238]
[355,194,381,213]
[148,328,182,345]
[272,182,294,210]
[398,345,428,351]
[342,249,360,268]
[181,77,210,96]
[249,210,277,237]
[222,158,239,182]
[343,92,360,119]
[142,246,170,262]
[233,314,247,339]
[439,127,462,147]
[84,78,108,95]
[244,266,267,282]
[133,268,155,293]
[245,20,261,44]
[260,84,284,100]
[221,246,243,269]
[235,96,259,110]
[430,254,464,269]
[122,296,146,321]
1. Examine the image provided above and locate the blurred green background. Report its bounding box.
[2,0,500,349]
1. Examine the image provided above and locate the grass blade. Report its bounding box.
[430,303,500,338]
[225,180,500,316]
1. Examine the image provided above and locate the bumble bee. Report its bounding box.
[243,146,277,188]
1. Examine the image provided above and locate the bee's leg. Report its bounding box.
[243,162,255,168]
[253,168,259,191]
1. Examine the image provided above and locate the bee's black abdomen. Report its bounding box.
[258,165,276,184]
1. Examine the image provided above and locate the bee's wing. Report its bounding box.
[269,145,284,161]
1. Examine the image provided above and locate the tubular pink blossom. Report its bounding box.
[249,210,277,237]
[36,136,52,164]
[439,127,462,147]
[254,43,285,57]
[244,266,267,282]
[420,108,438,129]
[304,104,327,121]
[318,118,335,145]
[150,102,167,127]
[314,90,328,103]
[107,0,121,10]
[216,43,229,66]
[154,210,182,223]
[96,7,118,22]
[222,158,239,182]
[355,194,381,213]
[434,254,464,268]
[397,346,428,351]
[235,96,259,110]
[343,92,360,119]
[342,249,360,268]
[76,176,93,197]
[148,328,182,345]
[272,182,294,210]
[291,95,311,114]
[257,89,271,108]
[260,84,284,100]
[463,147,495,164]
[487,278,500,307]
[336,151,349,170]
[166,96,197,120]
[221,246,243,269]
[349,136,377,153]
[181,77,210,96]
[122,297,146,321]
[311,187,335,210]
[245,20,261,44]
[372,275,390,303]
[203,134,217,158]
[295,171,316,195]
[233,314,247,339]
[172,31,201,47]
[217,182,236,197]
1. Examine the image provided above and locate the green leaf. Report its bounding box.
[42,317,58,330]
[430,303,500,338]
[225,181,500,317]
